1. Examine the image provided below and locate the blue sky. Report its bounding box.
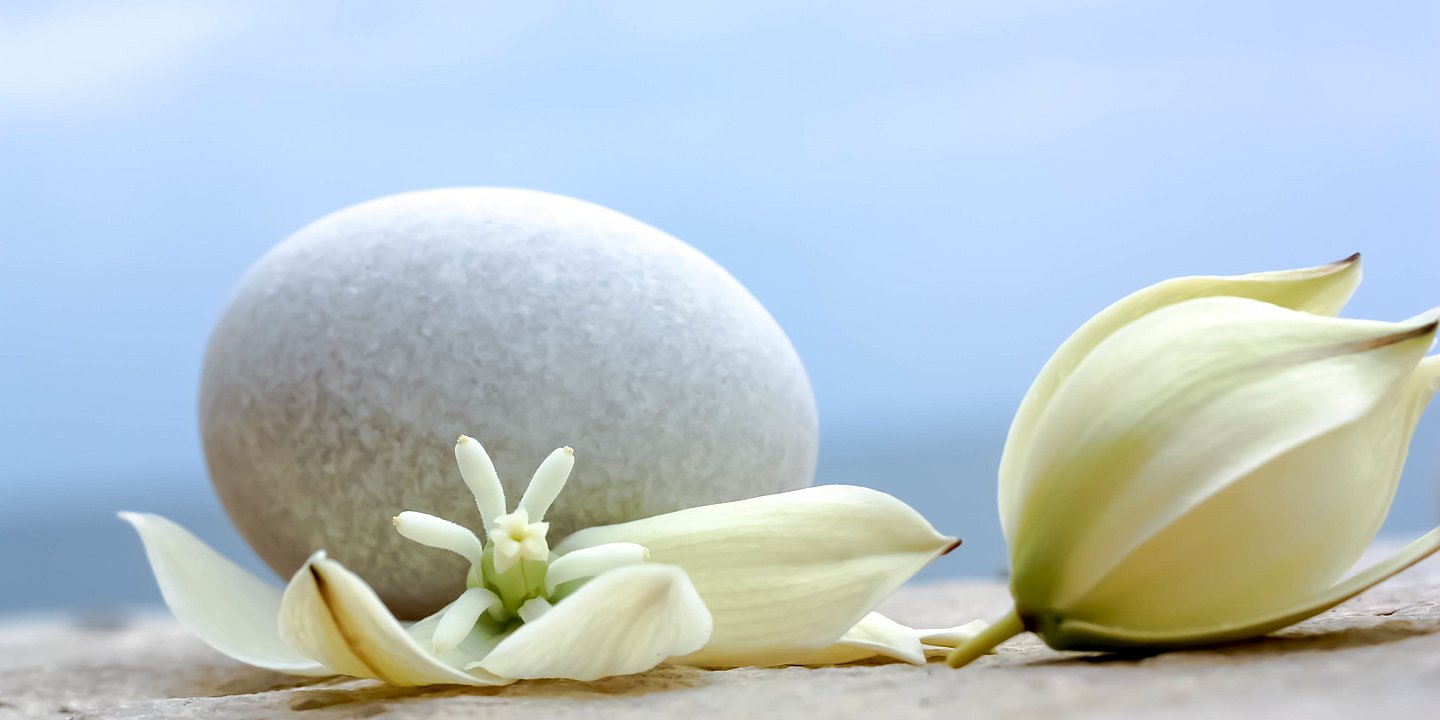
[2,1,1438,609]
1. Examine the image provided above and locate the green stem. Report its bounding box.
[946,608,1025,668]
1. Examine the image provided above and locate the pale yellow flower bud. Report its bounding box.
[951,264,1440,667]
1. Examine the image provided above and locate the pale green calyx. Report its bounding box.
[950,260,1440,668]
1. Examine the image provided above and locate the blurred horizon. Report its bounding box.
[3,0,1439,614]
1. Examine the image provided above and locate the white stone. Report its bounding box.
[199,188,817,618]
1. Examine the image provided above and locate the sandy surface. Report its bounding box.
[4,556,1439,720]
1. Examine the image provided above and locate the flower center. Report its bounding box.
[392,436,647,654]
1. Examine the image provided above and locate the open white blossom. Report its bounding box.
[949,257,1440,666]
[124,435,980,686]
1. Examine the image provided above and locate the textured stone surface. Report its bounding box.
[200,188,818,618]
[6,555,1440,719]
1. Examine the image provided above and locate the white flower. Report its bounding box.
[124,436,979,686]
[948,256,1440,666]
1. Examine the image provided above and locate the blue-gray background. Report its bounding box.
[2,0,1438,614]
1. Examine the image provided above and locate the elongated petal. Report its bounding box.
[517,447,574,521]
[278,553,508,686]
[557,485,958,666]
[118,512,329,676]
[998,255,1362,536]
[475,563,711,681]
[1422,355,1440,392]
[1011,298,1436,612]
[1066,340,1440,631]
[1041,526,1440,650]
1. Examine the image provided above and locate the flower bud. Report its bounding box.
[950,270,1440,666]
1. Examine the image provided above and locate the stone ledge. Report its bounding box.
[4,556,1439,720]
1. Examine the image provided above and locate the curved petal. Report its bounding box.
[118,512,329,676]
[1423,355,1440,392]
[998,255,1362,536]
[278,553,509,686]
[1011,298,1436,610]
[1065,344,1440,631]
[475,563,711,681]
[1040,526,1440,651]
[557,485,958,667]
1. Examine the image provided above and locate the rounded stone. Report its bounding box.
[200,188,818,618]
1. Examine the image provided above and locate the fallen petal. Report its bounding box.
[476,563,712,681]
[278,553,509,686]
[559,485,957,666]
[118,512,329,676]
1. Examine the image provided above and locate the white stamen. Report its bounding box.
[517,596,553,624]
[544,542,649,595]
[455,435,506,530]
[392,512,484,566]
[432,587,500,654]
[517,446,574,521]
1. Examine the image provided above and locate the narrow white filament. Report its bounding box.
[433,587,501,654]
[544,542,649,595]
[517,447,575,521]
[392,512,484,566]
[517,596,553,624]
[455,435,506,529]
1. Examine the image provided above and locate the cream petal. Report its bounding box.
[998,255,1362,537]
[1011,298,1436,611]
[475,563,711,681]
[118,512,329,676]
[1041,527,1440,650]
[278,554,509,686]
[1065,346,1440,631]
[1422,355,1440,391]
[557,485,958,666]
[679,613,990,668]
